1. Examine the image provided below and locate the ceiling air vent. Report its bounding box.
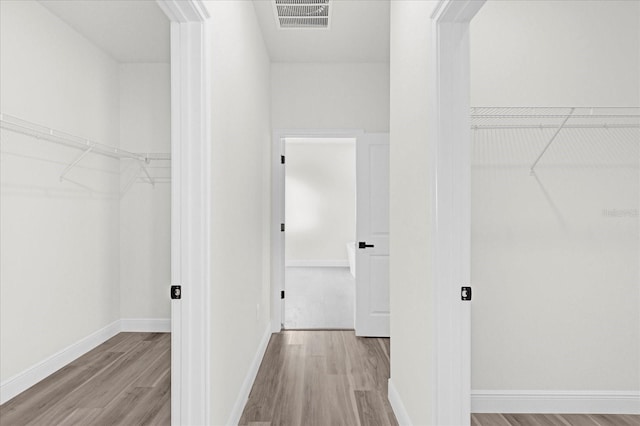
[273,0,331,29]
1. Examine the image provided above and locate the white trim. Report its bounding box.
[285,260,349,267]
[471,390,640,415]
[431,0,485,22]
[0,320,120,405]
[120,318,171,333]
[157,0,209,22]
[0,319,174,405]
[226,326,273,426]
[388,379,414,426]
[159,1,212,425]
[430,1,485,425]
[271,130,285,333]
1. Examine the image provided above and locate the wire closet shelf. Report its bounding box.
[0,113,170,193]
[470,106,640,173]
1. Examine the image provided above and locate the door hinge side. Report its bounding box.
[281,290,285,299]
[281,155,285,164]
[281,223,285,232]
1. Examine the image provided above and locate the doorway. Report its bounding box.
[272,130,391,337]
[283,136,357,329]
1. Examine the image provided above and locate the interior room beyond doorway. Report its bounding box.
[284,137,356,329]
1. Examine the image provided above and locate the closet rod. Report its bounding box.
[468,106,640,174]
[471,106,640,113]
[0,113,149,163]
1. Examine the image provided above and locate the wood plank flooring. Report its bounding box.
[2,330,637,426]
[472,413,640,426]
[0,332,170,426]
[239,330,397,426]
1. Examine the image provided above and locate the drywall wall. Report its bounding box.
[285,138,356,264]
[119,63,171,321]
[470,0,640,395]
[388,1,438,424]
[0,0,120,382]
[271,62,390,132]
[470,0,639,107]
[206,1,272,424]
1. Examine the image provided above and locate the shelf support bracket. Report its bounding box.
[120,163,142,197]
[138,159,155,187]
[59,145,94,182]
[530,107,575,174]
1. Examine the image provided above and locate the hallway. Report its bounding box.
[239,330,397,426]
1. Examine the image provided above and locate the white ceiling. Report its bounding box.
[252,0,390,63]
[39,0,170,63]
[37,0,389,64]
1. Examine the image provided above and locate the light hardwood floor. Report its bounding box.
[2,331,637,426]
[239,330,398,426]
[0,332,170,426]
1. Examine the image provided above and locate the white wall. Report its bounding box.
[285,138,355,264]
[206,1,272,424]
[272,62,389,132]
[470,0,640,396]
[388,1,437,425]
[119,63,171,321]
[470,0,640,107]
[0,0,120,382]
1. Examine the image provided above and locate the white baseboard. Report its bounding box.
[0,318,171,404]
[388,379,413,426]
[286,260,349,267]
[471,390,640,414]
[226,325,273,426]
[271,318,282,334]
[120,318,171,333]
[0,320,121,405]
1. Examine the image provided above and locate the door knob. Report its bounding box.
[358,242,374,249]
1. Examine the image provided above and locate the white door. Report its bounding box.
[355,133,390,337]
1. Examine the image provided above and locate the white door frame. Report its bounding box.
[157,1,211,425]
[271,129,363,332]
[157,0,485,421]
[430,1,484,424]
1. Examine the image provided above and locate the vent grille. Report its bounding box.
[274,0,330,29]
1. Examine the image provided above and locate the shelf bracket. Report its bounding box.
[59,144,94,182]
[120,162,143,196]
[138,159,155,187]
[529,108,575,174]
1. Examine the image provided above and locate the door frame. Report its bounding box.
[271,129,363,332]
[157,1,211,425]
[430,0,485,424]
[157,0,486,421]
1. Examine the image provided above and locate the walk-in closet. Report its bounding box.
[0,1,172,420]
[469,0,639,414]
